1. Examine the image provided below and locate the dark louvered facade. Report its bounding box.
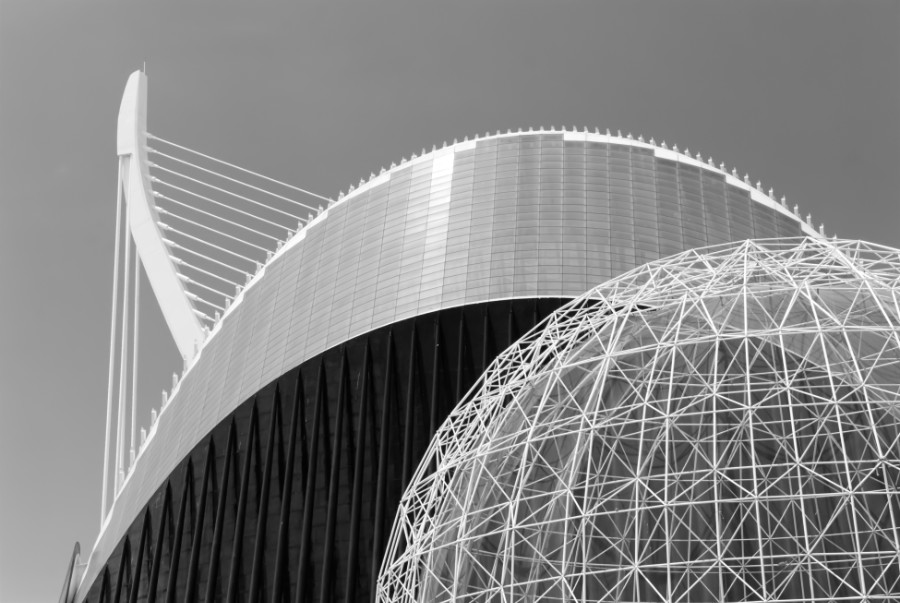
[78,300,565,602]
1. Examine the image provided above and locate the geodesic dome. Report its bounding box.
[378,237,900,603]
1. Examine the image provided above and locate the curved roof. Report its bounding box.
[79,129,819,594]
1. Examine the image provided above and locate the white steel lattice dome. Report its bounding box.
[378,237,900,603]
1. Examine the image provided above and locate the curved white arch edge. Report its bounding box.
[117,70,203,364]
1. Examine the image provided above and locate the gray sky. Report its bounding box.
[1,1,898,601]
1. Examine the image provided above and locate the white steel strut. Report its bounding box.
[117,70,205,362]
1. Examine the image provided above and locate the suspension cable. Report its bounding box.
[103,134,332,497]
[102,160,123,523]
[163,238,251,277]
[160,222,259,265]
[188,292,227,313]
[158,207,272,255]
[116,204,132,490]
[152,164,310,222]
[147,133,333,203]
[149,149,319,212]
[153,183,294,232]
[171,255,242,288]
[182,280,232,307]
[130,254,140,465]
[156,193,285,243]
[193,307,214,323]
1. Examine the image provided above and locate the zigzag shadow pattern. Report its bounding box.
[83,298,566,603]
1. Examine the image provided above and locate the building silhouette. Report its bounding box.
[60,71,818,603]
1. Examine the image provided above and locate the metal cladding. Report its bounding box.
[74,131,814,601]
[379,238,900,603]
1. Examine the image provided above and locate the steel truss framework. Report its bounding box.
[76,299,565,603]
[379,237,900,603]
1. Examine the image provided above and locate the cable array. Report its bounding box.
[146,133,332,324]
[102,160,146,520]
[101,132,332,522]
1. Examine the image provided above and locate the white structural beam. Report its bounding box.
[117,70,203,363]
[100,161,124,525]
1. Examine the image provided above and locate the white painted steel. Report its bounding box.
[378,237,900,603]
[115,202,130,490]
[148,133,332,205]
[100,159,124,525]
[117,71,204,363]
[129,255,140,466]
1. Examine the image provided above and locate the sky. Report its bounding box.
[1,1,898,601]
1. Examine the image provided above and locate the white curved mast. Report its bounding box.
[117,71,205,361]
[100,70,329,524]
[102,71,204,523]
